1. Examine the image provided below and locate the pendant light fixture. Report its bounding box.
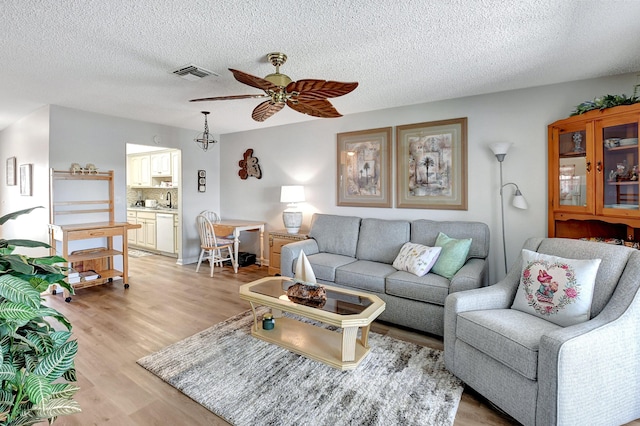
[194,111,217,152]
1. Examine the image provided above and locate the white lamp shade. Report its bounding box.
[490,142,513,157]
[512,190,529,209]
[280,185,305,204]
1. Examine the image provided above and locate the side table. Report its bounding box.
[268,229,308,275]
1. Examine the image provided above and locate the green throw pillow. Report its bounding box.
[431,232,472,279]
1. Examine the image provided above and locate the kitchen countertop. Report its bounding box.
[128,207,178,214]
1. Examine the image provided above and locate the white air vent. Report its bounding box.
[172,64,218,81]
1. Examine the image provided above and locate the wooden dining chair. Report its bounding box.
[195,214,235,277]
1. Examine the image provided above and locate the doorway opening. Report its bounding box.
[125,143,182,261]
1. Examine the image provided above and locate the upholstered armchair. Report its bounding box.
[444,237,640,426]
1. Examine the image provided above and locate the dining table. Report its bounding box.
[213,219,265,273]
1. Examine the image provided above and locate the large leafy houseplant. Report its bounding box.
[0,207,80,425]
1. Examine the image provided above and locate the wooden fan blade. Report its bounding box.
[189,94,269,102]
[286,99,342,118]
[230,68,279,91]
[252,101,285,122]
[286,79,358,100]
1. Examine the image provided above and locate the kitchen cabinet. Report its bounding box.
[135,211,157,250]
[128,209,179,256]
[127,211,137,245]
[268,230,308,275]
[128,154,151,187]
[548,103,640,241]
[151,152,171,176]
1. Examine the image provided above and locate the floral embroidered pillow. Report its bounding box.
[393,243,442,277]
[511,249,601,326]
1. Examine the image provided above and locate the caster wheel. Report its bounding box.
[124,284,130,289]
[65,297,72,303]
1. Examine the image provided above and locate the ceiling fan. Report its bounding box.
[189,52,358,122]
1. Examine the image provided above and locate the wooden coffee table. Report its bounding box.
[239,277,385,370]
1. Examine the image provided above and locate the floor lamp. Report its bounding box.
[491,143,529,274]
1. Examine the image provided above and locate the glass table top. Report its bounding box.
[248,278,373,316]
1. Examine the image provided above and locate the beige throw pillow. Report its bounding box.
[392,243,442,277]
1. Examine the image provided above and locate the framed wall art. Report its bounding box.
[6,157,16,186]
[337,127,392,207]
[396,117,467,210]
[19,164,32,196]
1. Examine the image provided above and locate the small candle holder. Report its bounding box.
[262,313,275,330]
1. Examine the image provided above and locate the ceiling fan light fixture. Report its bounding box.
[264,72,292,87]
[189,52,358,122]
[194,111,217,152]
[264,52,292,86]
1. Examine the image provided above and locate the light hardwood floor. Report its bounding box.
[43,254,636,426]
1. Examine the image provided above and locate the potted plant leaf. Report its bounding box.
[0,207,80,425]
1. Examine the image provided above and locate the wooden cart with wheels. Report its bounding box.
[48,169,140,302]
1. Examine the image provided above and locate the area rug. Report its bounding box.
[137,310,463,426]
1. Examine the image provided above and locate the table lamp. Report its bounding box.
[280,185,305,234]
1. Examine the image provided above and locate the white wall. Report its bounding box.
[220,72,640,281]
[0,106,51,256]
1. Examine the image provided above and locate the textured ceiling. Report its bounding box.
[2,1,640,135]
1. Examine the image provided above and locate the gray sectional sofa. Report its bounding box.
[280,213,490,336]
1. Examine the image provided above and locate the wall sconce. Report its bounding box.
[194,111,217,152]
[280,185,305,234]
[491,143,528,274]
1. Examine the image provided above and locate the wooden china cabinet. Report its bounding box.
[548,103,640,242]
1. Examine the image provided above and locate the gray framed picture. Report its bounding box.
[19,164,32,196]
[6,157,16,186]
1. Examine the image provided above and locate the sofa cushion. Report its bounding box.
[356,218,410,264]
[431,232,472,279]
[411,220,489,259]
[335,260,396,293]
[511,249,601,327]
[392,243,441,277]
[385,271,450,305]
[309,214,361,257]
[304,253,356,282]
[457,309,561,380]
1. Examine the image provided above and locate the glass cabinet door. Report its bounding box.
[556,127,589,210]
[601,121,639,212]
